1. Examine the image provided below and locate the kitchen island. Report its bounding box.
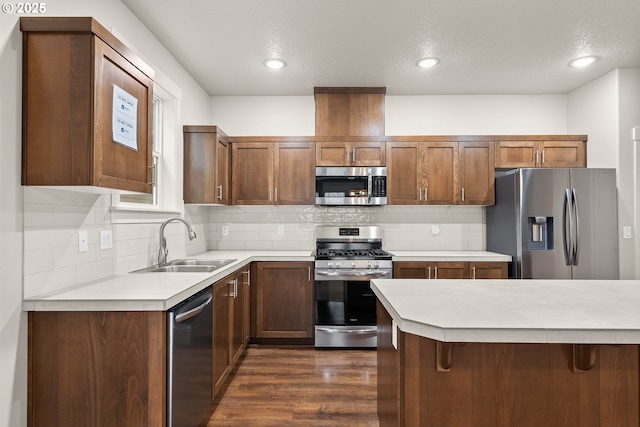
[371,278,640,427]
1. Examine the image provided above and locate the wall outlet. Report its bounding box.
[623,226,632,239]
[100,230,113,249]
[221,225,229,236]
[277,224,284,236]
[78,230,88,253]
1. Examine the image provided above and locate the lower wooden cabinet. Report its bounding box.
[252,261,314,339]
[28,311,166,427]
[393,261,507,279]
[213,265,250,396]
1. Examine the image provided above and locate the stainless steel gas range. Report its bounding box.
[314,226,392,348]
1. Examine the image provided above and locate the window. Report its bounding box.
[111,77,183,222]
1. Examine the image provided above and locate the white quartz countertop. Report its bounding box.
[23,251,313,312]
[23,250,510,313]
[390,250,511,262]
[371,279,640,344]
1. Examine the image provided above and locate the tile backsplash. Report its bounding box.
[23,188,484,298]
[208,205,485,251]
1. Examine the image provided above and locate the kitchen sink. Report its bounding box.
[132,259,236,273]
[166,259,236,267]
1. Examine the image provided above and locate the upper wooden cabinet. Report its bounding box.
[183,126,230,205]
[21,17,154,193]
[314,87,385,136]
[495,140,586,168]
[232,142,315,205]
[387,141,493,205]
[459,141,495,205]
[316,141,386,166]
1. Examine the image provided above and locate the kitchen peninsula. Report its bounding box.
[372,278,640,427]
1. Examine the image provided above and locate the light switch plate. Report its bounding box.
[79,230,88,252]
[221,225,229,236]
[277,224,284,235]
[623,226,632,239]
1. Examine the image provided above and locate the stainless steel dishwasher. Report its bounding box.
[167,286,213,427]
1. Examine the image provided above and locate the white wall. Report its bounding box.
[211,94,568,136]
[0,1,212,426]
[386,95,568,135]
[568,69,640,279]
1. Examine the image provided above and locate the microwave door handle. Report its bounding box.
[367,173,372,203]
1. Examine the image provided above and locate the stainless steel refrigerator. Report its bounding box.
[486,168,618,279]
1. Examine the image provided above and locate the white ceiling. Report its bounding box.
[122,0,640,96]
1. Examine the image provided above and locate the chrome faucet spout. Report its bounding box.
[158,217,197,265]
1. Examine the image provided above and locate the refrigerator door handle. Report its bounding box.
[571,188,580,265]
[563,188,573,265]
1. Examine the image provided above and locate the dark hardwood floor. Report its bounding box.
[205,346,379,426]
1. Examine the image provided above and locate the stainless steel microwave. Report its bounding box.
[315,167,387,206]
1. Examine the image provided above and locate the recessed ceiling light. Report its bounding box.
[416,57,440,68]
[569,55,598,68]
[263,58,287,70]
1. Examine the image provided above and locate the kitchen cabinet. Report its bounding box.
[495,140,586,168]
[21,17,154,194]
[253,262,314,339]
[314,87,386,137]
[386,141,493,205]
[459,141,495,205]
[183,126,230,204]
[393,261,507,279]
[213,266,250,396]
[28,311,166,427]
[316,141,386,166]
[232,142,315,205]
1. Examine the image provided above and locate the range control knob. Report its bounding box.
[351,261,357,268]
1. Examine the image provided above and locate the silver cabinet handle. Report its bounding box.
[425,187,428,202]
[229,278,237,298]
[269,188,272,203]
[419,188,422,202]
[427,266,431,279]
[352,147,356,163]
[542,149,545,164]
[217,184,223,200]
[461,188,465,202]
[434,266,438,279]
[472,266,476,279]
[535,149,539,166]
[275,188,278,204]
[243,270,250,286]
[308,266,311,282]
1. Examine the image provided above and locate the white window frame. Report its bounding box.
[110,73,184,224]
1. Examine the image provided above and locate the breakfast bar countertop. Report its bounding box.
[371,278,640,344]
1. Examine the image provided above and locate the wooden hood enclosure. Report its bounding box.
[314,87,386,136]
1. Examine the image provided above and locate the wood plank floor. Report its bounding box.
[205,346,379,426]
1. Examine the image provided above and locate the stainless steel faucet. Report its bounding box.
[158,217,197,265]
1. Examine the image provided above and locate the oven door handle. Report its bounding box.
[315,327,377,335]
[315,270,391,279]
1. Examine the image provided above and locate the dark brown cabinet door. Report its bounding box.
[495,141,538,168]
[255,262,314,338]
[470,262,508,279]
[275,142,315,204]
[213,279,231,393]
[232,143,274,204]
[430,262,469,279]
[424,142,458,205]
[183,126,230,204]
[393,261,431,278]
[459,141,495,205]
[386,142,421,205]
[316,141,385,166]
[21,18,153,193]
[539,141,586,168]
